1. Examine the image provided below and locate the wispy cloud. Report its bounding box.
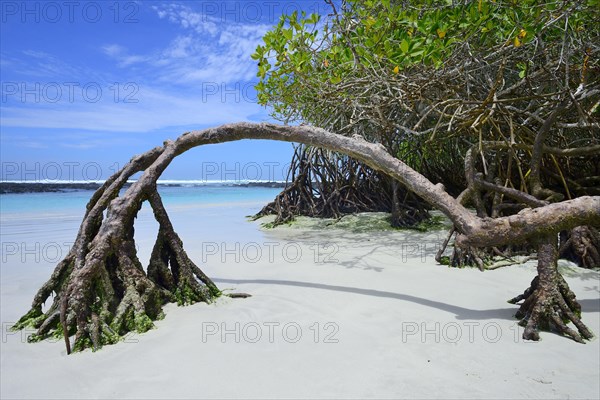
[101,44,151,68]
[154,3,219,36]
[4,50,108,82]
[1,85,265,133]
[101,3,270,85]
[60,140,108,150]
[2,2,273,136]
[0,132,144,151]
[16,51,83,78]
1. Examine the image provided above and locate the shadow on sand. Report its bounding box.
[215,278,600,321]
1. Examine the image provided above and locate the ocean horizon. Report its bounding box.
[0,183,283,215]
[0,179,287,185]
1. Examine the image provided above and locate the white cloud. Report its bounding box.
[101,3,270,84]
[163,36,195,58]
[102,44,150,67]
[153,3,219,36]
[0,134,49,149]
[3,3,273,136]
[0,85,266,133]
[60,140,109,149]
[16,140,48,149]
[13,50,88,79]
[102,44,125,57]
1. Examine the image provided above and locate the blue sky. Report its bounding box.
[0,1,325,181]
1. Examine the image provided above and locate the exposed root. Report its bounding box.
[255,145,429,226]
[450,241,489,271]
[147,190,220,304]
[508,239,594,343]
[485,255,536,270]
[509,275,593,343]
[559,225,600,269]
[12,157,220,353]
[59,237,166,353]
[11,256,74,336]
[440,228,536,270]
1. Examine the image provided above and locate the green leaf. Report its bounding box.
[251,46,264,60]
[400,39,409,53]
[307,13,320,25]
[330,75,342,84]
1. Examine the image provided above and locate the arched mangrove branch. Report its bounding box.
[12,122,600,352]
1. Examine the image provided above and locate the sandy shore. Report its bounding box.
[1,204,598,399]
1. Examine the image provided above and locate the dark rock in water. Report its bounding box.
[237,181,287,188]
[0,182,102,194]
[0,180,287,194]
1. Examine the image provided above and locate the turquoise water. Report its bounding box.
[0,185,281,215]
[0,185,282,279]
[0,191,94,214]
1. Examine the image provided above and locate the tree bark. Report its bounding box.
[12,122,600,352]
[529,97,572,200]
[559,226,600,269]
[509,236,594,342]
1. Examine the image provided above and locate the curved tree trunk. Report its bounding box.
[12,122,600,352]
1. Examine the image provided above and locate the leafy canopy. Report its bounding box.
[253,0,599,125]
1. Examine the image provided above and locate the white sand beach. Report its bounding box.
[1,201,599,399]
